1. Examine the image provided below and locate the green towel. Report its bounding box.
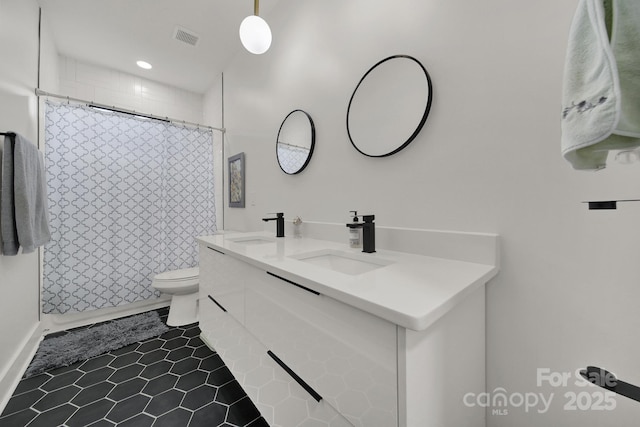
[561,0,640,170]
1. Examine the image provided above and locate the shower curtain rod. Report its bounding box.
[278,141,310,150]
[34,88,225,133]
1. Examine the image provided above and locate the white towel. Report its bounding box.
[561,0,640,170]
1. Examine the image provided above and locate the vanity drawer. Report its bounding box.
[244,269,398,427]
[198,296,246,355]
[199,296,351,427]
[198,243,245,324]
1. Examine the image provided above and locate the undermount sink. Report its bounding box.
[290,249,394,275]
[227,236,275,245]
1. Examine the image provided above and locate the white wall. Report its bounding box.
[214,0,640,425]
[0,0,43,399]
[38,9,59,94]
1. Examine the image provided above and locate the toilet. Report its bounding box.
[152,267,199,327]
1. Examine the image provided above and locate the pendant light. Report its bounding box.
[239,0,272,54]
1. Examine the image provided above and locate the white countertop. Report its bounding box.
[197,231,499,331]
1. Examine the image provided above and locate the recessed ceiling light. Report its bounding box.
[136,60,152,70]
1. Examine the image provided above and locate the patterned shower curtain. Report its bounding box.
[42,101,217,314]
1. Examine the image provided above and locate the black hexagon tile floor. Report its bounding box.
[0,307,270,427]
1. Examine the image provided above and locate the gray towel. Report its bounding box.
[13,133,51,253]
[1,134,19,255]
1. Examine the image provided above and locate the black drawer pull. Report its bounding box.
[208,295,227,312]
[268,350,322,402]
[207,246,225,255]
[267,272,320,296]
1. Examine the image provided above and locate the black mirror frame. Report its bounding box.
[346,54,433,158]
[276,109,316,175]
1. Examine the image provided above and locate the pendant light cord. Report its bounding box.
[254,0,259,16]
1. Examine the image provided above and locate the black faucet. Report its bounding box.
[346,214,375,253]
[262,212,285,237]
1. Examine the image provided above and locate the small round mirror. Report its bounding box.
[347,55,432,157]
[276,109,315,174]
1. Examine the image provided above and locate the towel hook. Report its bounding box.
[580,366,640,404]
[584,199,640,210]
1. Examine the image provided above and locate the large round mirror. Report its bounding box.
[346,55,433,157]
[276,109,316,174]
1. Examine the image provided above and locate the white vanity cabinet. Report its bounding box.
[198,230,497,427]
[199,242,396,426]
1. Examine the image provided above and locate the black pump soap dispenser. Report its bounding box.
[348,211,362,248]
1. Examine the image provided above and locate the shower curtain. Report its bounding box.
[42,101,217,314]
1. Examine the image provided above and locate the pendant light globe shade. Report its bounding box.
[239,15,272,54]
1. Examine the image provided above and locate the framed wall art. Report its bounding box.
[228,152,245,208]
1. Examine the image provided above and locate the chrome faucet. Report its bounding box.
[262,212,285,237]
[346,214,375,253]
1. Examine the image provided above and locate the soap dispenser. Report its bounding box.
[348,211,362,248]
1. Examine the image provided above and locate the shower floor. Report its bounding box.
[0,307,269,427]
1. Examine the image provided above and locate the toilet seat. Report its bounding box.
[154,267,199,281]
[152,267,199,294]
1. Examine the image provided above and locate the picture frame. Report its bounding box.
[228,152,245,208]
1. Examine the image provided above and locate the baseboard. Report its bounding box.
[0,322,43,414]
[41,296,171,334]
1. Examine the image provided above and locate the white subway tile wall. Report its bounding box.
[58,56,204,124]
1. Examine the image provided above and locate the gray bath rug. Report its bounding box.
[24,310,169,378]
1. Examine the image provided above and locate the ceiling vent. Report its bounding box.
[173,26,200,46]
